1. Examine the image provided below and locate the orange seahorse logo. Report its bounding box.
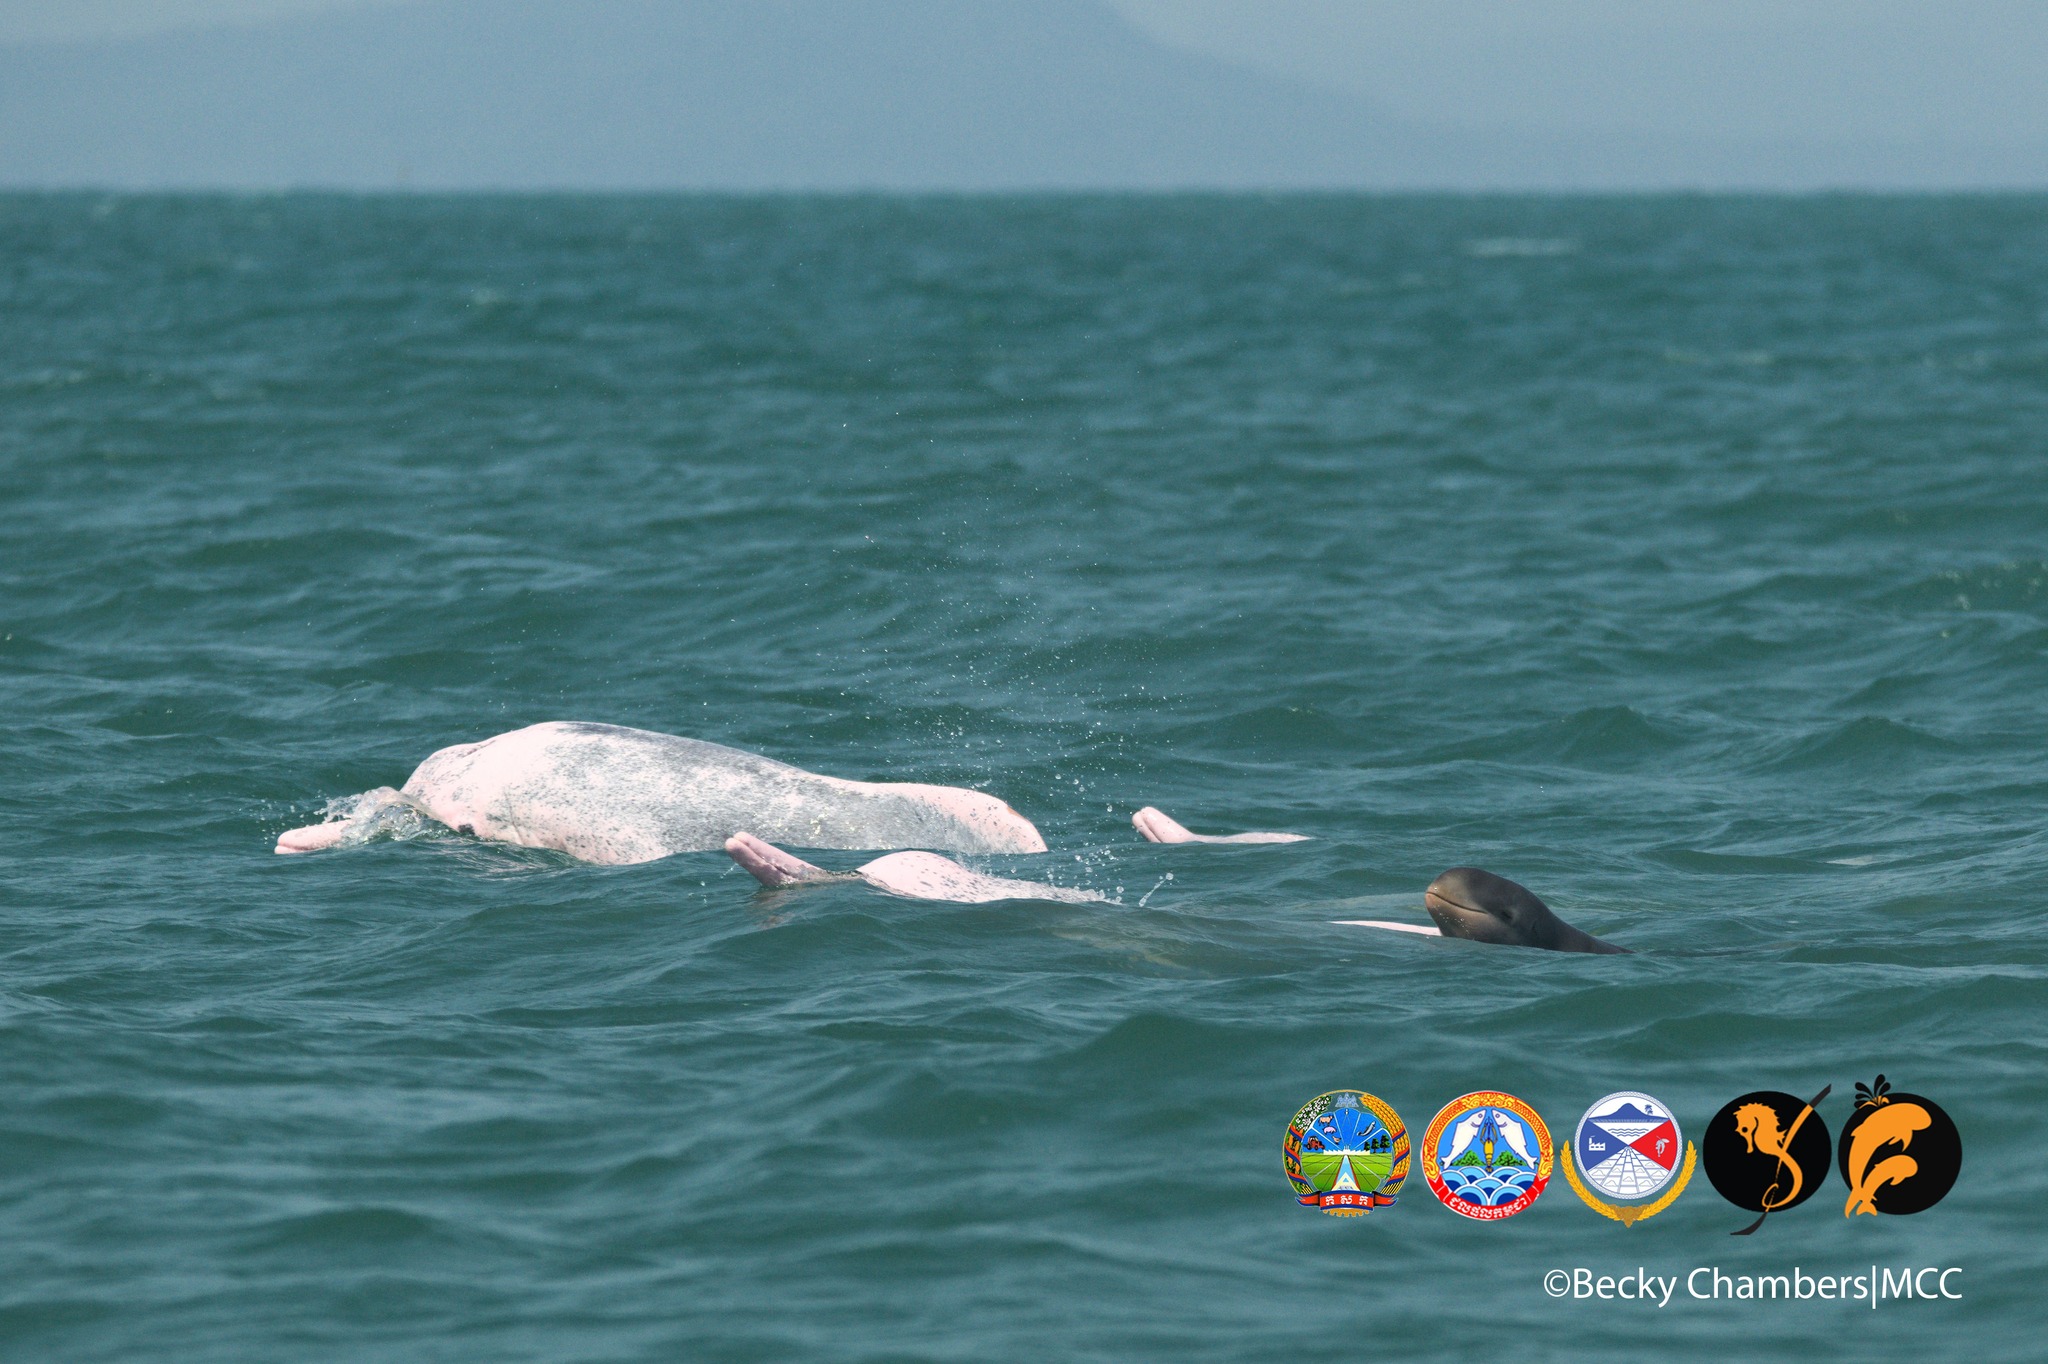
[1734,1102,1808,1211]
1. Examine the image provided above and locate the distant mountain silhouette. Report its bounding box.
[0,0,1455,189]
[3,0,2038,190]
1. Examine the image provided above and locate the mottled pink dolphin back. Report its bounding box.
[276,721,1046,864]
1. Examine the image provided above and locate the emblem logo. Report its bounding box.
[1420,1091,1553,1220]
[1702,1086,1831,1234]
[1561,1090,1696,1226]
[1284,1090,1408,1216]
[1837,1075,1961,1217]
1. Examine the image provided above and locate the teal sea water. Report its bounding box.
[3,193,2044,1360]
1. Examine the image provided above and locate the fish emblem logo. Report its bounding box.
[1837,1076,1960,1217]
[1283,1090,1409,1216]
[1420,1091,1553,1220]
[1561,1090,1695,1226]
[1702,1086,1832,1234]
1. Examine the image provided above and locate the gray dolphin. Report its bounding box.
[275,721,1046,863]
[1422,867,1628,954]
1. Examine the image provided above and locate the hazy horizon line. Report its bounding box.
[9,185,2048,198]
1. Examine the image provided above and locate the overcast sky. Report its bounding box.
[0,0,372,42]
[7,0,2047,148]
[3,1,2045,187]
[1115,1,2048,147]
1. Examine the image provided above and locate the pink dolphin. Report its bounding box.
[275,721,1046,864]
[725,833,1106,904]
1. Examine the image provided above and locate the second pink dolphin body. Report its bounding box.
[725,832,1109,904]
[724,807,1308,905]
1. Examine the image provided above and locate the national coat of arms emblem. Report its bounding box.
[1284,1090,1409,1216]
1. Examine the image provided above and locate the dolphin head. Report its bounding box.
[1422,867,1628,953]
[1423,867,1559,947]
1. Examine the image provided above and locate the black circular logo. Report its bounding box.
[1702,1089,1832,1214]
[1836,1076,1960,1217]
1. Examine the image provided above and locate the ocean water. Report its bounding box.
[2,193,2043,1361]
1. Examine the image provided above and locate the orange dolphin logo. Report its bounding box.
[1844,1102,1932,1216]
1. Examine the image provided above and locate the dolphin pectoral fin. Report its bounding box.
[725,833,846,888]
[1133,807,1308,844]
[1332,920,1444,937]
